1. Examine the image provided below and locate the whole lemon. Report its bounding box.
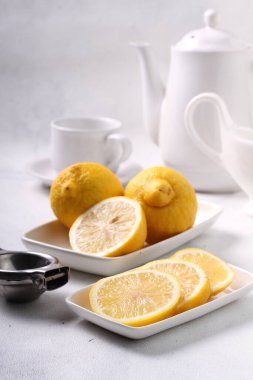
[125,167,197,244]
[50,163,124,228]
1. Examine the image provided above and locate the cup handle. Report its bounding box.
[184,93,235,168]
[105,133,132,172]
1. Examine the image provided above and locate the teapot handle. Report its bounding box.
[184,93,235,168]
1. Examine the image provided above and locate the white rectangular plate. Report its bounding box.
[22,199,222,276]
[66,265,253,339]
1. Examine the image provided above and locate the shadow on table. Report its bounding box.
[77,295,253,355]
[1,270,100,324]
[1,291,75,323]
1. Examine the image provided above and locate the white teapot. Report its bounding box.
[185,92,253,215]
[132,9,252,192]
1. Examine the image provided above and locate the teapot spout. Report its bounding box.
[130,42,165,145]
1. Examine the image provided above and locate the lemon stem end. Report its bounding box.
[143,179,175,207]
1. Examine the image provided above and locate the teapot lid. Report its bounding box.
[174,9,249,52]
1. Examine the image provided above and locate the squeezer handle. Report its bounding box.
[32,265,69,291]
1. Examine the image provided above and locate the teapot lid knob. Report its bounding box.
[174,8,249,52]
[204,9,219,28]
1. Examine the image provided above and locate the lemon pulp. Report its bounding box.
[143,259,210,313]
[89,270,181,326]
[69,196,147,257]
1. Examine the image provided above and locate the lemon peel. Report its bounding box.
[125,167,197,244]
[50,163,123,228]
[143,178,175,207]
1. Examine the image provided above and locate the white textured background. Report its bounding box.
[1,0,253,168]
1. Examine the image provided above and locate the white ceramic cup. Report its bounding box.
[185,92,253,215]
[51,117,132,172]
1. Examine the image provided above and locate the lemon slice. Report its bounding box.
[143,259,210,313]
[173,248,235,295]
[69,196,147,257]
[89,269,180,326]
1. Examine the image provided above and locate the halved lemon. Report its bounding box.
[173,248,235,295]
[89,269,180,326]
[143,259,210,313]
[69,196,147,257]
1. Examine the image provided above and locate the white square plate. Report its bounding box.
[22,199,222,276]
[66,265,253,339]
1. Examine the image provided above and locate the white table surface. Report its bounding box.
[1,140,253,380]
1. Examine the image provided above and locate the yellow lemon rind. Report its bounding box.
[50,162,124,228]
[124,166,197,244]
[173,248,235,296]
